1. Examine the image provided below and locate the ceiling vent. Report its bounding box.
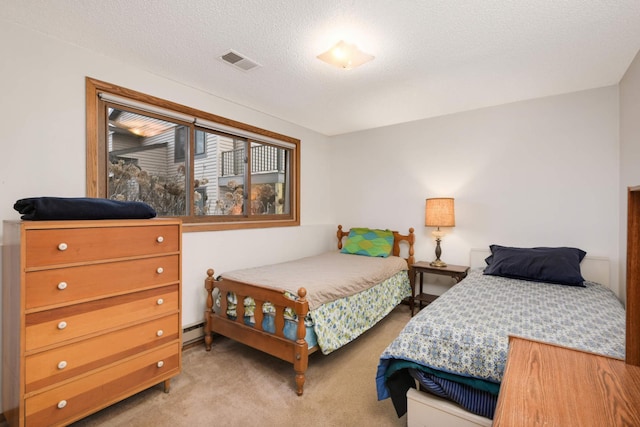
[219,49,261,72]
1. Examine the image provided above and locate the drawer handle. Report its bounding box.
[57,400,67,409]
[57,321,67,330]
[156,267,164,274]
[157,298,164,305]
[57,360,67,370]
[157,361,164,368]
[156,330,164,337]
[57,282,68,290]
[156,236,164,243]
[57,243,68,251]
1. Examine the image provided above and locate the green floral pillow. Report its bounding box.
[340,228,394,257]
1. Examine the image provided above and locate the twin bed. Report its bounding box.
[203,229,626,426]
[203,225,415,395]
[377,246,626,426]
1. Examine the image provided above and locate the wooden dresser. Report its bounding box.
[2,218,182,427]
[493,336,640,426]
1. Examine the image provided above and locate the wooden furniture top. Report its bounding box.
[4,217,180,227]
[493,336,640,427]
[411,262,470,275]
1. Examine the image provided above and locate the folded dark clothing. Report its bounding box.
[14,197,157,220]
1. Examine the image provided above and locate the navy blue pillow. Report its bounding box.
[13,197,157,220]
[483,245,587,286]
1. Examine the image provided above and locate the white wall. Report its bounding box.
[620,49,640,304]
[0,20,335,412]
[330,87,621,297]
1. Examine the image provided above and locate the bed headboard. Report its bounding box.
[469,248,611,288]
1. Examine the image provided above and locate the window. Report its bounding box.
[175,126,205,162]
[86,77,300,231]
[173,126,188,163]
[195,130,207,157]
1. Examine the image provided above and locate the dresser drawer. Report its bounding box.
[25,313,179,393]
[26,285,179,351]
[25,342,180,427]
[26,255,180,310]
[25,224,180,268]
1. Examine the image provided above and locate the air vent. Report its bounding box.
[219,49,261,72]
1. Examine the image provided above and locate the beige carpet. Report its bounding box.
[71,305,412,427]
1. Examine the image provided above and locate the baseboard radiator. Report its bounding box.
[182,322,205,347]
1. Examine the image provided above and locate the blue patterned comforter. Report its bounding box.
[377,268,625,400]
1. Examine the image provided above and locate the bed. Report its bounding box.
[204,225,415,395]
[376,246,626,427]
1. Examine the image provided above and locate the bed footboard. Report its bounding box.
[204,268,311,395]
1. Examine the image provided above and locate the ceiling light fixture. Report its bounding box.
[316,40,374,70]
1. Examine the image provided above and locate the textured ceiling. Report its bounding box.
[3,0,640,136]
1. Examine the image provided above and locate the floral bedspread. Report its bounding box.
[312,270,410,354]
[377,268,625,398]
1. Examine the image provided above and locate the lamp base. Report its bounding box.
[431,234,447,267]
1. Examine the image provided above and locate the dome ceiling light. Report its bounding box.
[316,40,374,70]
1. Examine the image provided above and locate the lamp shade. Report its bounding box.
[425,198,455,227]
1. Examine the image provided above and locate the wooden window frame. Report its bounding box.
[86,77,300,232]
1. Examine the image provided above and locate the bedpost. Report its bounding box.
[407,227,415,266]
[337,224,344,250]
[294,287,309,396]
[204,268,215,351]
[407,228,416,301]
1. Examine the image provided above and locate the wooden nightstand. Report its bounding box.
[411,262,469,316]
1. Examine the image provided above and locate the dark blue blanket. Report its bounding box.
[14,197,157,220]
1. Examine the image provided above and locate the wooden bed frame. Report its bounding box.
[406,248,612,427]
[204,225,415,396]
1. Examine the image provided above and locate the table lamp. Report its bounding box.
[425,197,455,267]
